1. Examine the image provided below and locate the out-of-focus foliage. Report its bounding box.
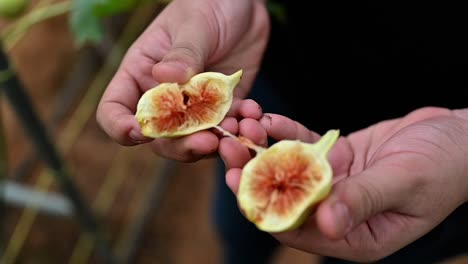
[0,0,30,18]
[267,0,286,24]
[70,0,140,46]
[94,0,139,17]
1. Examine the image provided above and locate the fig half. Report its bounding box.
[236,129,339,232]
[136,70,242,138]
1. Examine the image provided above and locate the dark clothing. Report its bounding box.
[212,1,468,263]
[263,0,468,134]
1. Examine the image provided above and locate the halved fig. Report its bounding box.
[237,129,339,232]
[135,70,242,138]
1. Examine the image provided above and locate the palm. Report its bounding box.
[272,107,467,260]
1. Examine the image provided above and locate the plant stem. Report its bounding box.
[1,1,72,50]
[214,126,266,153]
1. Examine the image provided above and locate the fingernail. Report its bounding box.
[129,129,151,144]
[260,114,273,127]
[331,201,353,236]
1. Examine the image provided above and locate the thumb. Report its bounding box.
[316,164,415,240]
[152,18,214,84]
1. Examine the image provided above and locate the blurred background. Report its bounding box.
[0,0,317,263]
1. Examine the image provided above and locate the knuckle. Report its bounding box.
[169,42,205,66]
[339,178,384,222]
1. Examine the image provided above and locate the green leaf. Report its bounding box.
[70,0,144,46]
[93,0,139,17]
[267,0,287,24]
[70,0,103,46]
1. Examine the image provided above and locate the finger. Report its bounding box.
[316,163,418,240]
[96,71,153,146]
[219,136,252,170]
[152,18,213,84]
[221,118,267,194]
[259,113,353,177]
[238,118,268,147]
[226,168,242,194]
[213,117,239,136]
[259,113,320,143]
[150,130,219,162]
[227,98,263,120]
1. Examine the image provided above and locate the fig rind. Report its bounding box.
[135,70,242,138]
[237,129,339,233]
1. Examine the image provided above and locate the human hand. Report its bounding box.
[96,0,269,162]
[219,107,468,262]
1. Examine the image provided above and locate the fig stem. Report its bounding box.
[214,126,266,153]
[228,70,243,87]
[314,129,340,156]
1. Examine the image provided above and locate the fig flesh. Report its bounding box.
[235,129,339,232]
[136,70,242,138]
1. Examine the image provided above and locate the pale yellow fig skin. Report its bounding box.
[135,70,242,138]
[237,129,339,233]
